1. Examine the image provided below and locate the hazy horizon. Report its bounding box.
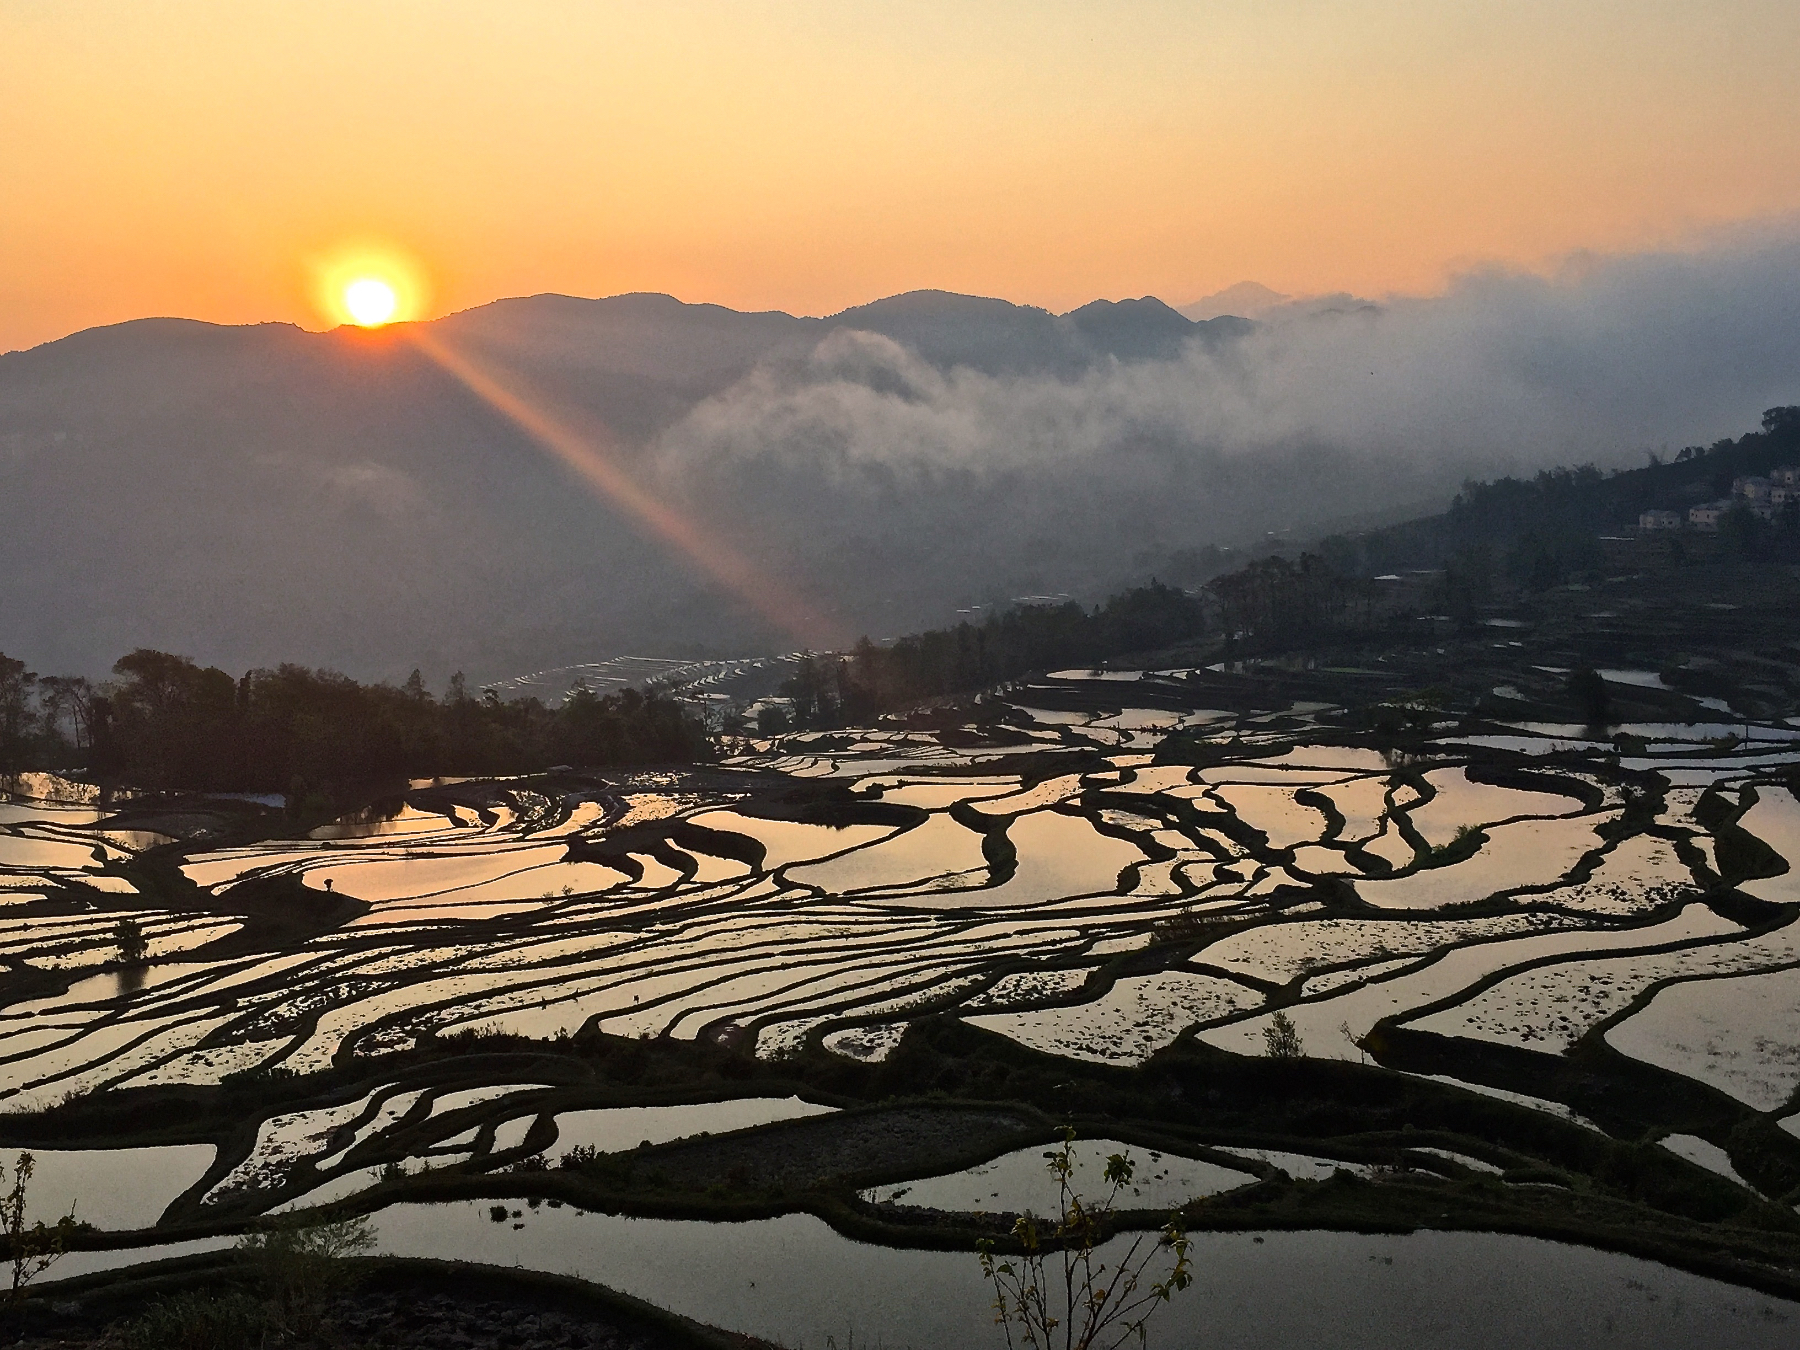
[7,1,1800,685]
[6,222,1800,685]
[7,279,1270,356]
[9,3,1800,351]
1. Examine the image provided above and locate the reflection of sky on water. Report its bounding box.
[369,1203,1800,1350]
[3,687,1800,1220]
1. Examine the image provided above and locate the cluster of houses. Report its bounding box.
[1640,467,1800,531]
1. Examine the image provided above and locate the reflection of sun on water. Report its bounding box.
[344,278,398,327]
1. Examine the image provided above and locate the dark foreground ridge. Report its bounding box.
[14,1256,773,1350]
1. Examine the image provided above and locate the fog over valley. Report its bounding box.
[6,227,1800,683]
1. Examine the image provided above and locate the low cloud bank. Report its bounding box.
[660,230,1800,516]
[9,230,1800,679]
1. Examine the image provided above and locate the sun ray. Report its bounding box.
[405,327,848,652]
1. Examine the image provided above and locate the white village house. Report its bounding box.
[1733,474,1773,502]
[1689,501,1730,530]
[1666,467,1800,530]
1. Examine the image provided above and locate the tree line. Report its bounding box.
[772,582,1208,728]
[0,648,710,804]
[1204,553,1374,647]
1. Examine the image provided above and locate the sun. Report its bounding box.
[309,243,429,329]
[344,277,398,327]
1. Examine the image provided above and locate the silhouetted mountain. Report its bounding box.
[827,291,1073,375]
[827,291,1247,372]
[2,289,1277,683]
[10,238,1795,686]
[434,292,817,443]
[1066,297,1248,361]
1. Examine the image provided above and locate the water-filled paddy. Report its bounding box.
[1736,787,1800,905]
[1312,775,1392,841]
[1210,784,1331,849]
[1605,965,1800,1111]
[1410,919,1800,1054]
[549,1096,835,1158]
[365,1202,1800,1349]
[865,1138,1254,1213]
[1659,1133,1756,1188]
[1355,815,1613,910]
[5,1144,216,1229]
[7,676,1800,1316]
[1537,832,1698,915]
[866,778,1018,808]
[786,814,989,893]
[684,811,897,869]
[1200,913,1569,985]
[969,970,1259,1063]
[1403,767,1582,846]
[1203,904,1738,1060]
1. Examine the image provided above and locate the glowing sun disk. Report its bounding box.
[344,277,398,327]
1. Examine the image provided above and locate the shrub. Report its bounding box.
[1263,1011,1304,1060]
[119,1290,272,1350]
[236,1214,374,1334]
[114,917,148,965]
[977,1126,1191,1350]
[1424,824,1483,865]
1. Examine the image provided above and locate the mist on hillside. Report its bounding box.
[3,229,1798,685]
[647,229,1800,643]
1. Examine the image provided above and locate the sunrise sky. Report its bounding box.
[5,0,1800,352]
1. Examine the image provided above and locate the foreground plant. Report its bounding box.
[976,1127,1192,1350]
[2,1152,78,1304]
[237,1213,375,1334]
[113,1216,374,1349]
[119,1288,272,1350]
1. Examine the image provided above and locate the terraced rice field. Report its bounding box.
[862,1138,1256,1213]
[8,672,1800,1338]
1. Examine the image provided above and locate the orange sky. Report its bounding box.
[5,1,1800,352]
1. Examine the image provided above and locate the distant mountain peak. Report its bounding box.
[1178,281,1289,321]
[828,289,1055,322]
[1063,297,1196,361]
[1064,296,1191,323]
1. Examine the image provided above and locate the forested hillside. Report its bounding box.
[1314,406,1800,583]
[777,582,1207,728]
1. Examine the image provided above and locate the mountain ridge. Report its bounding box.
[0,286,1484,685]
[11,286,1264,366]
